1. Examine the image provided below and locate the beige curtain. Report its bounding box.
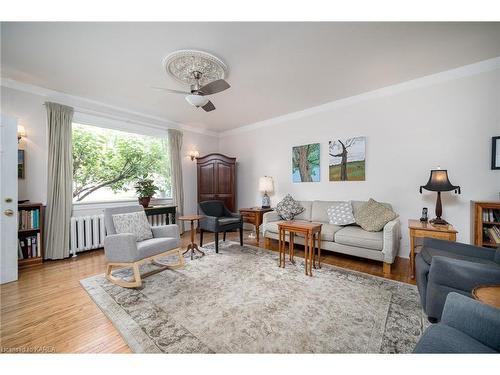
[44,102,74,259]
[167,129,184,233]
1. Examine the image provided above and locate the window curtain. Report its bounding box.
[167,129,184,233]
[44,102,74,259]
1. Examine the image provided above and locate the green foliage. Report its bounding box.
[134,175,158,198]
[72,124,171,201]
[329,160,365,181]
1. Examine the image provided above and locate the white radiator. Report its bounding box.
[70,213,172,256]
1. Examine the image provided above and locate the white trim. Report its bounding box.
[219,56,500,137]
[0,78,219,137]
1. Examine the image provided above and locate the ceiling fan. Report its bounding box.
[153,71,230,112]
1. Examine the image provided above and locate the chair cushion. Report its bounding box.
[414,324,496,353]
[112,211,153,241]
[354,198,398,232]
[136,237,180,260]
[334,226,384,250]
[326,201,356,226]
[276,194,304,220]
[420,246,498,266]
[218,217,241,225]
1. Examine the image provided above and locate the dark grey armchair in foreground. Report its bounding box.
[414,292,500,353]
[198,200,243,253]
[416,238,500,321]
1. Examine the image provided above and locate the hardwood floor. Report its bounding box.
[0,230,412,353]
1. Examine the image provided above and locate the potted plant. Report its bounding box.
[134,175,158,208]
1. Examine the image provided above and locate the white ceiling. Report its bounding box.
[1,22,499,132]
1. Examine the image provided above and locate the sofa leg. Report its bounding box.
[215,232,219,253]
[239,227,243,246]
[383,262,392,275]
[264,237,271,250]
[200,229,204,246]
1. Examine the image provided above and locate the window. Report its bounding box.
[72,123,170,203]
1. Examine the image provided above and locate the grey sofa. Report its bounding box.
[262,200,400,273]
[416,237,500,321]
[414,292,500,353]
[103,205,184,288]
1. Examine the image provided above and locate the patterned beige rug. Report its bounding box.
[80,241,426,353]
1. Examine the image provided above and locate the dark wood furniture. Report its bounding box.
[472,285,500,309]
[239,207,273,243]
[144,204,176,224]
[178,215,205,260]
[197,153,236,212]
[408,219,458,279]
[278,221,322,277]
[471,201,500,248]
[18,203,44,268]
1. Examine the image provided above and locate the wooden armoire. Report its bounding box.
[197,153,237,212]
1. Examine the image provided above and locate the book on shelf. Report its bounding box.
[482,208,500,222]
[18,208,40,230]
[18,234,41,259]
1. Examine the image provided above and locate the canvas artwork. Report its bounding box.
[329,137,366,181]
[292,143,320,182]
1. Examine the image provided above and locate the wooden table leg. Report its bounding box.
[255,213,260,243]
[289,232,295,264]
[410,233,415,279]
[309,232,314,276]
[318,231,322,269]
[304,233,309,276]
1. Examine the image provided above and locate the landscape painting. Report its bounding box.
[292,143,320,182]
[329,137,366,181]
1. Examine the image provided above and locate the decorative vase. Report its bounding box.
[138,197,151,208]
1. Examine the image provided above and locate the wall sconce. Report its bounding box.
[188,150,200,161]
[17,125,26,143]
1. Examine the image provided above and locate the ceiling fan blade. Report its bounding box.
[201,101,216,112]
[151,87,190,95]
[198,79,230,95]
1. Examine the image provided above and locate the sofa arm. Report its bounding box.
[423,238,496,261]
[441,292,500,351]
[262,211,281,234]
[199,216,219,232]
[103,233,138,263]
[429,256,500,292]
[152,224,180,240]
[381,218,400,263]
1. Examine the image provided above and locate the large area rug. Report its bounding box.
[80,241,426,353]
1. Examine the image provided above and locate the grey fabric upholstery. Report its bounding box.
[416,238,500,321]
[334,226,384,251]
[103,205,181,263]
[414,292,500,353]
[198,200,243,253]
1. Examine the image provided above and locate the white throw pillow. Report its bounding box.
[112,211,153,241]
[327,202,356,226]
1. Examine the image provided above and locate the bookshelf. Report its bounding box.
[471,201,500,248]
[18,203,44,267]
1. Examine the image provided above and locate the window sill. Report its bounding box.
[72,198,174,213]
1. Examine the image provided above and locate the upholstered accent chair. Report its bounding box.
[416,238,500,321]
[414,292,500,353]
[103,205,184,288]
[198,200,243,253]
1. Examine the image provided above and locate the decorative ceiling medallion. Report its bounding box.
[163,50,228,86]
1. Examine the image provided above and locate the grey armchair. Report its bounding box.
[416,238,500,321]
[414,292,500,353]
[103,205,184,288]
[198,200,243,253]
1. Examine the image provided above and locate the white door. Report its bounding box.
[0,114,18,284]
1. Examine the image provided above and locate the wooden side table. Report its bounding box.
[239,207,273,243]
[179,215,205,260]
[278,221,322,277]
[472,285,500,309]
[408,219,458,279]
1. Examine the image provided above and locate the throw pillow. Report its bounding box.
[276,194,304,221]
[327,201,356,226]
[354,198,398,232]
[112,211,153,241]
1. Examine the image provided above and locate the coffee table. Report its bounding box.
[277,221,322,276]
[178,215,205,260]
[472,285,500,309]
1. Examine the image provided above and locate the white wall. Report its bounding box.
[0,86,219,218]
[219,66,500,258]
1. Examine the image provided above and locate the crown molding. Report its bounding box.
[219,56,500,138]
[0,78,219,137]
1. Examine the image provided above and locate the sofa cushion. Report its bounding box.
[334,226,384,251]
[326,201,356,226]
[354,198,398,232]
[275,194,304,220]
[136,237,180,260]
[420,246,498,266]
[112,211,153,241]
[294,201,312,221]
[218,217,241,225]
[311,200,342,223]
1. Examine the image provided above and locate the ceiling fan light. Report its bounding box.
[185,94,209,107]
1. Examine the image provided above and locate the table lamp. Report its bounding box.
[259,176,274,208]
[419,168,460,225]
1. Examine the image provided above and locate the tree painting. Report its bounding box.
[292,143,320,182]
[329,137,365,181]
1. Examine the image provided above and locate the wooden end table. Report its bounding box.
[179,215,205,260]
[408,219,458,279]
[239,207,273,243]
[278,221,322,277]
[472,285,500,309]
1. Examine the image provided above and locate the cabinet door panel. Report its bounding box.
[216,162,234,195]
[198,163,215,195]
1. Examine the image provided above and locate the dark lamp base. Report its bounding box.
[430,218,449,225]
[261,205,270,209]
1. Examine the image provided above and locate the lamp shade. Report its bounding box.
[259,176,274,193]
[185,94,209,107]
[420,169,460,193]
[17,125,26,138]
